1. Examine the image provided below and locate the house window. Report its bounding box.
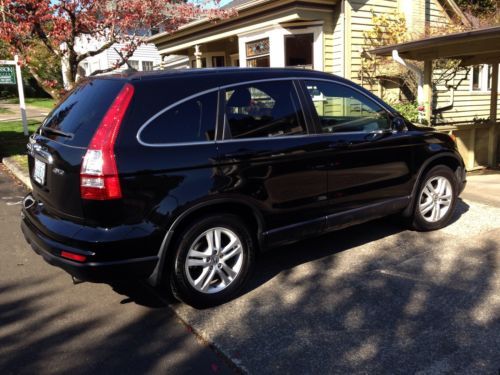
[142,61,154,71]
[211,56,225,67]
[246,38,270,67]
[472,65,483,91]
[128,60,140,70]
[285,34,313,69]
[472,64,499,92]
[191,58,207,68]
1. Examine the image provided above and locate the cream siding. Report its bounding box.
[434,69,500,123]
[423,0,498,124]
[348,0,399,89]
[428,0,451,29]
[324,19,335,74]
[331,3,344,76]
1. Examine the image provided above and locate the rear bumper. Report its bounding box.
[21,196,160,283]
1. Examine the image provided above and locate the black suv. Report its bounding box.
[21,68,466,307]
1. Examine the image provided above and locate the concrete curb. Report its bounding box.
[2,156,32,190]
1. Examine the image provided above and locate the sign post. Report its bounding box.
[0,55,28,135]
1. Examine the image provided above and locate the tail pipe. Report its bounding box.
[22,195,35,210]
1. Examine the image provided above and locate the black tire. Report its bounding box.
[411,165,458,231]
[169,214,255,308]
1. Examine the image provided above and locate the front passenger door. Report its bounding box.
[301,79,415,215]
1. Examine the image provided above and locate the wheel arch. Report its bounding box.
[148,198,265,286]
[402,151,464,217]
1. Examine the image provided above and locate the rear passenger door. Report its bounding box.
[300,79,415,216]
[215,79,328,245]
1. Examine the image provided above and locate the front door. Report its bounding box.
[300,79,415,217]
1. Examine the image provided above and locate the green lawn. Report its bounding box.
[3,97,56,109]
[0,119,40,159]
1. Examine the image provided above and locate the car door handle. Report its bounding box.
[328,141,351,149]
[222,149,255,159]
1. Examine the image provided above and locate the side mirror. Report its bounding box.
[392,117,406,132]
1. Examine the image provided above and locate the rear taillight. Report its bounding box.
[80,83,134,200]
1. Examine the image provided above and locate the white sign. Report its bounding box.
[0,56,27,135]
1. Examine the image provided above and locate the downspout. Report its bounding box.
[392,49,424,105]
[392,49,426,123]
[435,85,455,113]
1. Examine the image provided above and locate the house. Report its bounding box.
[75,37,162,78]
[62,37,161,87]
[148,0,498,125]
[147,0,499,168]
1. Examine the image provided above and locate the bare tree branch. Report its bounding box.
[76,38,117,63]
[88,44,138,76]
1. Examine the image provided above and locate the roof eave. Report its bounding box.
[146,0,275,44]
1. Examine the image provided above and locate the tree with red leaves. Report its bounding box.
[0,0,233,99]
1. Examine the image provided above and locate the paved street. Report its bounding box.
[1,166,499,374]
[0,167,234,375]
[0,103,50,122]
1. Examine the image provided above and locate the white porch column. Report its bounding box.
[424,60,433,125]
[488,62,499,167]
[194,45,202,68]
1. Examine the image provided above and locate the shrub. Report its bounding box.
[391,102,419,123]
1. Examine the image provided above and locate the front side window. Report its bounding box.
[304,80,390,133]
[224,81,306,139]
[140,92,217,144]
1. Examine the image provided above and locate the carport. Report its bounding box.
[370,26,500,169]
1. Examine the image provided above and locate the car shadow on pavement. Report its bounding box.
[174,197,499,374]
[109,280,169,308]
[238,198,471,299]
[0,275,235,374]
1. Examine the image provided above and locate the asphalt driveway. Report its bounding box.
[0,167,234,375]
[1,166,499,374]
[170,173,500,374]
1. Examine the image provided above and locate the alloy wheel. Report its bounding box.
[418,176,453,223]
[184,227,244,294]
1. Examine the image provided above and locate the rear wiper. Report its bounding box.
[40,127,73,139]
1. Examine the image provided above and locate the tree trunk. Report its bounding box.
[26,65,62,101]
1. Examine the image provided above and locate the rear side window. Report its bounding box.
[41,79,125,147]
[223,81,306,139]
[139,92,218,145]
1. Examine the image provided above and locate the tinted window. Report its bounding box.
[140,92,217,144]
[41,79,125,147]
[305,80,390,133]
[224,81,306,139]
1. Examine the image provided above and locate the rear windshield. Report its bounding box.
[41,79,125,147]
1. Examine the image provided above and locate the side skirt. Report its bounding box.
[261,196,411,250]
